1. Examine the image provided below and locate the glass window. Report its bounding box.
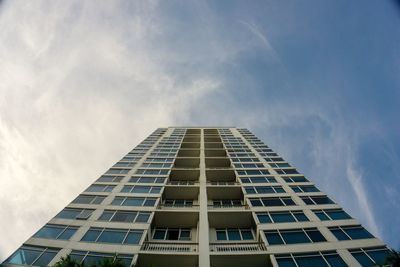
[271,213,295,223]
[265,232,284,245]
[281,231,309,244]
[124,231,142,244]
[123,198,144,206]
[241,230,253,240]
[113,211,137,222]
[293,212,309,222]
[6,247,43,265]
[216,230,227,240]
[276,258,297,267]
[136,212,151,223]
[257,214,271,223]
[153,229,166,240]
[98,210,114,221]
[34,224,78,240]
[327,210,351,220]
[56,208,81,219]
[295,255,328,267]
[227,229,241,240]
[81,228,102,242]
[305,229,326,242]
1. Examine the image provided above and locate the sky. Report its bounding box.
[0,0,399,261]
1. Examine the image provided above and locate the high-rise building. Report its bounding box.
[3,127,391,267]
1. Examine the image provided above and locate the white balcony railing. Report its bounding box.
[141,242,198,253]
[167,181,199,186]
[207,204,249,209]
[209,242,267,253]
[157,204,200,209]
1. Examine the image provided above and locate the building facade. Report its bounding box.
[3,127,391,267]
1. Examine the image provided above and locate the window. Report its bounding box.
[257,211,309,223]
[245,186,285,194]
[301,196,334,205]
[144,158,174,163]
[212,199,242,207]
[129,176,166,184]
[113,162,136,168]
[135,169,169,175]
[282,176,309,183]
[264,228,326,245]
[5,246,60,266]
[81,227,143,245]
[72,195,105,205]
[120,156,140,162]
[34,224,78,240]
[70,250,134,267]
[349,247,391,266]
[85,184,115,192]
[55,208,94,220]
[275,251,348,267]
[111,196,157,207]
[329,225,374,240]
[275,168,299,175]
[216,229,254,241]
[234,163,264,169]
[291,185,319,193]
[141,163,172,168]
[121,185,162,194]
[164,199,193,207]
[249,197,296,207]
[153,228,191,241]
[98,210,151,223]
[231,158,260,162]
[313,209,351,221]
[240,176,277,183]
[237,169,270,175]
[149,152,176,157]
[105,168,130,175]
[96,175,123,183]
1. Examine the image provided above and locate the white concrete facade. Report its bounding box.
[2,127,390,267]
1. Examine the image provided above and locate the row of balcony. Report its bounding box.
[140,241,266,254]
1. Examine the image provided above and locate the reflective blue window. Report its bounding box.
[5,246,60,266]
[271,213,295,223]
[34,224,78,240]
[281,231,309,244]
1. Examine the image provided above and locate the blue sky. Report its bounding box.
[0,0,399,261]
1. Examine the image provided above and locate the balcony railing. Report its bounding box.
[209,242,267,253]
[157,204,200,209]
[167,181,199,186]
[208,204,249,209]
[141,241,198,253]
[207,182,240,186]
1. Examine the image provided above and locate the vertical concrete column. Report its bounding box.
[198,129,211,267]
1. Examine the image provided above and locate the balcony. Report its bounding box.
[163,186,199,200]
[210,254,271,267]
[204,137,222,143]
[204,129,219,135]
[205,158,231,169]
[205,149,227,157]
[183,137,200,143]
[205,142,224,149]
[207,185,242,199]
[180,142,200,149]
[210,242,267,253]
[206,169,236,183]
[139,247,198,267]
[177,149,200,157]
[174,158,200,169]
[208,211,254,228]
[169,169,199,181]
[186,129,201,135]
[141,241,198,253]
[167,181,199,186]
